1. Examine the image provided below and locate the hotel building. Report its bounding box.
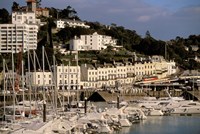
[0,12,38,53]
[70,32,117,51]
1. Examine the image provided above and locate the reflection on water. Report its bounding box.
[92,102,200,134]
[118,116,200,134]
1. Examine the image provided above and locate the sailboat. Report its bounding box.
[0,59,11,132]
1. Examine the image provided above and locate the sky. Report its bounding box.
[0,0,200,40]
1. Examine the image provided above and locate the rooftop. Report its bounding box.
[26,0,36,3]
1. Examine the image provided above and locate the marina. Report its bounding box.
[0,0,200,134]
[1,93,200,134]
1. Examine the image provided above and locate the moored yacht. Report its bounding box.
[169,101,200,115]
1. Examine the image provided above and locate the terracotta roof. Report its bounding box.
[36,8,49,11]
[26,0,36,3]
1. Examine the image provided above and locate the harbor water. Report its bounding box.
[92,102,200,134]
[117,116,200,134]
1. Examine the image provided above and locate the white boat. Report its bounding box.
[122,106,147,120]
[119,114,132,127]
[169,101,200,114]
[98,121,113,133]
[4,102,38,119]
[0,126,11,133]
[147,108,164,116]
[136,89,187,111]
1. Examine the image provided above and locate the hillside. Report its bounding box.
[0,3,200,71]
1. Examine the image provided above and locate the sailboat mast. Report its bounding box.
[3,59,5,118]
[22,59,25,117]
[76,51,79,106]
[28,48,32,117]
[12,48,15,123]
[42,46,47,122]
[62,64,65,111]
[33,51,37,108]
[42,46,46,101]
[68,61,70,105]
[53,55,57,113]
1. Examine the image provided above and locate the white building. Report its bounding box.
[0,11,39,53]
[166,61,177,75]
[106,63,117,87]
[56,20,65,29]
[125,62,135,84]
[12,11,40,25]
[81,62,129,89]
[56,19,90,29]
[0,24,38,53]
[24,56,178,90]
[70,32,117,51]
[80,64,97,89]
[25,71,53,87]
[69,36,86,51]
[114,62,127,85]
[56,65,81,90]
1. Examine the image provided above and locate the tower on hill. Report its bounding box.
[26,0,37,12]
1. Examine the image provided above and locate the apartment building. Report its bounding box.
[12,11,40,25]
[0,24,38,53]
[70,32,117,51]
[0,11,39,53]
[134,61,155,80]
[124,62,135,84]
[105,63,116,87]
[25,65,81,90]
[96,64,109,88]
[80,64,97,89]
[25,71,53,87]
[24,56,177,90]
[133,56,177,80]
[114,62,128,85]
[56,65,81,90]
[70,36,86,51]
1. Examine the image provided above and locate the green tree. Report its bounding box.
[145,30,151,38]
[60,6,79,20]
[48,7,59,19]
[12,1,20,11]
[0,8,9,23]
[36,0,42,8]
